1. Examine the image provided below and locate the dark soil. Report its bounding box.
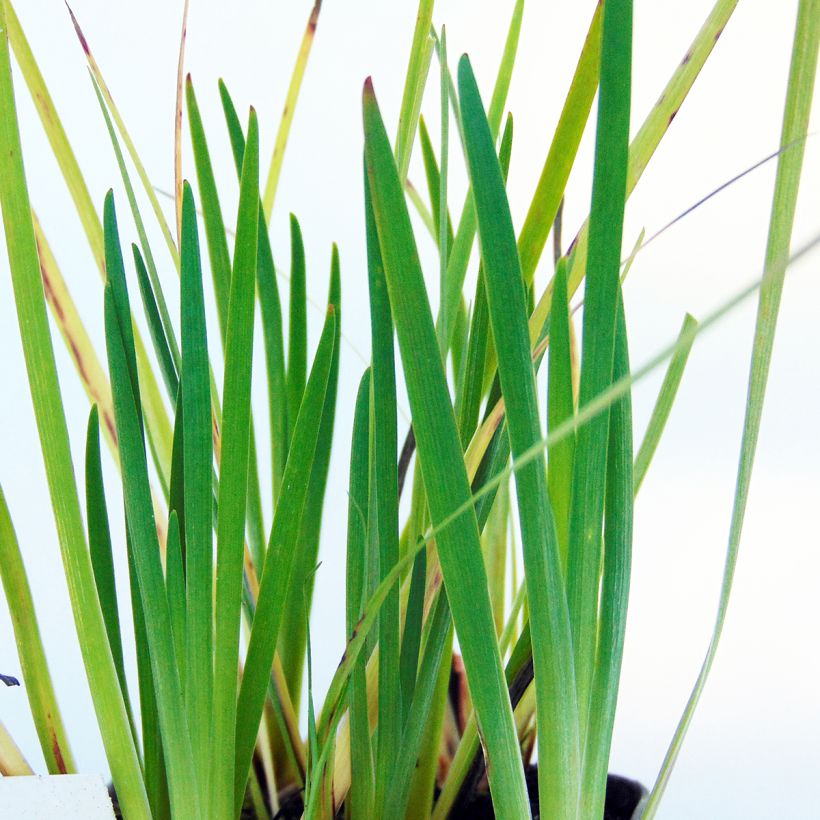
[271,767,645,819]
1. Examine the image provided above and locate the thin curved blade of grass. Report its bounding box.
[104,192,200,819]
[210,108,260,820]
[279,246,341,710]
[287,214,308,448]
[132,245,179,400]
[529,0,741,341]
[0,721,34,776]
[395,0,435,183]
[439,0,523,347]
[363,157,403,817]
[85,406,136,738]
[0,484,76,775]
[363,79,531,820]
[174,0,190,246]
[180,181,214,789]
[0,15,148,811]
[580,294,632,819]
[633,313,697,494]
[66,3,179,269]
[642,2,820,812]
[186,76,232,345]
[547,258,575,572]
[262,0,322,222]
[346,369,374,820]
[91,76,181,383]
[517,1,603,285]
[31,210,118,455]
[4,0,104,271]
[565,0,631,748]
[234,308,336,813]
[460,54,581,818]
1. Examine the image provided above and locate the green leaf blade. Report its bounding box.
[210,108,260,820]
[363,78,530,820]
[459,54,580,818]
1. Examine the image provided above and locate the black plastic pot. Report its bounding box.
[450,767,646,820]
[269,768,646,819]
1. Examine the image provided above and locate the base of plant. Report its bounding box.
[266,768,646,820]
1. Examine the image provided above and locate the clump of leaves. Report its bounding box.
[0,1,817,819]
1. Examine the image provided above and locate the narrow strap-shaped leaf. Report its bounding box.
[234,308,336,812]
[173,0,190,245]
[581,294,633,818]
[440,0,524,347]
[32,212,117,453]
[104,194,200,819]
[7,1,173,496]
[633,313,697,494]
[186,76,231,344]
[529,0,741,340]
[346,369,374,820]
[383,592,451,820]
[394,0,435,182]
[418,116,454,254]
[364,155,403,816]
[0,13,147,811]
[216,80,290,504]
[456,113,513,447]
[66,3,179,268]
[91,77,181,387]
[286,213,308,444]
[180,181,214,788]
[279,245,342,708]
[210,109,260,820]
[4,0,105,271]
[85,406,135,734]
[517,1,603,284]
[644,2,820,812]
[166,511,186,693]
[398,544,426,723]
[363,79,530,820]
[0,485,76,774]
[258,220,289,505]
[262,0,323,221]
[127,537,169,820]
[132,245,179,400]
[565,0,632,746]
[215,79,288,548]
[547,258,576,571]
[460,54,580,818]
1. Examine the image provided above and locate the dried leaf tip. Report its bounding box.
[64,3,90,55]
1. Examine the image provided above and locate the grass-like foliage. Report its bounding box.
[0,1,818,819]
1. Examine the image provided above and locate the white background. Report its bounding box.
[1,1,819,817]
